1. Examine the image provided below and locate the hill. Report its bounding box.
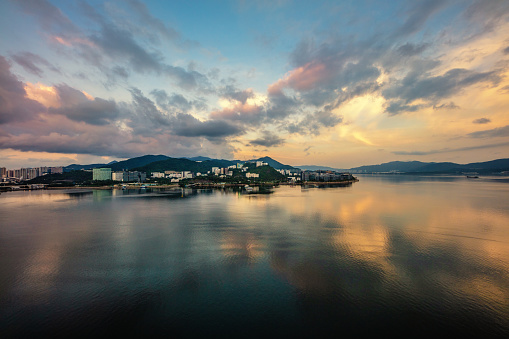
[297,165,345,171]
[348,159,509,174]
[251,156,296,170]
[26,170,92,185]
[64,155,170,172]
[245,165,286,181]
[132,157,236,174]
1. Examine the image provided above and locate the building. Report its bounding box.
[112,171,126,181]
[50,166,63,174]
[246,172,259,178]
[1,167,7,178]
[93,168,112,181]
[126,171,146,182]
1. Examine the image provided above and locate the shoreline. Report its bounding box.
[1,179,359,192]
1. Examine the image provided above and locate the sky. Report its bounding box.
[0,0,508,169]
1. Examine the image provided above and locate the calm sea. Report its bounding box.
[1,175,509,337]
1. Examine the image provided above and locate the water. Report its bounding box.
[1,175,509,337]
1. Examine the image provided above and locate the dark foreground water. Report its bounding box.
[1,175,509,337]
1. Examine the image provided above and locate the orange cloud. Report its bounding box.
[24,82,60,108]
[268,62,329,95]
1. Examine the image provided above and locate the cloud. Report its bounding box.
[172,114,244,139]
[250,131,285,147]
[472,118,491,124]
[89,23,163,74]
[0,56,46,124]
[467,125,509,138]
[13,0,81,37]
[392,0,447,38]
[48,85,119,126]
[0,81,239,158]
[397,42,430,56]
[382,68,501,114]
[210,102,265,125]
[220,85,254,104]
[287,109,343,135]
[433,102,460,110]
[10,52,59,77]
[384,101,424,115]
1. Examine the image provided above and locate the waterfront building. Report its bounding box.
[151,172,165,178]
[1,167,6,178]
[112,171,126,181]
[93,168,112,181]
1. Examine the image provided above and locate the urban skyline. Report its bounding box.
[1,0,508,169]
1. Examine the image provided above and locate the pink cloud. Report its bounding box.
[210,102,264,124]
[268,62,329,95]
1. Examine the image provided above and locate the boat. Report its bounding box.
[466,175,479,179]
[140,185,147,189]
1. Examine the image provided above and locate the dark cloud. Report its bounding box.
[463,0,509,35]
[10,52,59,77]
[111,66,129,79]
[49,85,119,126]
[125,0,180,41]
[172,114,244,139]
[504,46,509,55]
[128,88,171,136]
[15,0,211,92]
[13,0,80,36]
[123,0,199,48]
[221,85,254,104]
[0,81,237,158]
[250,132,285,147]
[383,68,501,114]
[287,109,343,135]
[150,89,207,113]
[0,55,45,124]
[472,118,491,124]
[397,42,430,56]
[433,102,460,110]
[90,24,163,73]
[164,65,212,92]
[468,125,509,138]
[385,101,424,115]
[393,0,447,38]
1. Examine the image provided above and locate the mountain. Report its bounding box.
[297,165,345,171]
[132,157,237,173]
[251,156,296,170]
[108,155,170,171]
[64,163,108,171]
[184,156,214,161]
[63,155,171,172]
[348,159,509,174]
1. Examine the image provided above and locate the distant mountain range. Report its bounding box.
[64,155,298,173]
[346,159,509,174]
[64,155,509,175]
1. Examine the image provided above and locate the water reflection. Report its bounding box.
[1,177,509,336]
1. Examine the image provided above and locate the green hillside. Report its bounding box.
[133,157,236,174]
